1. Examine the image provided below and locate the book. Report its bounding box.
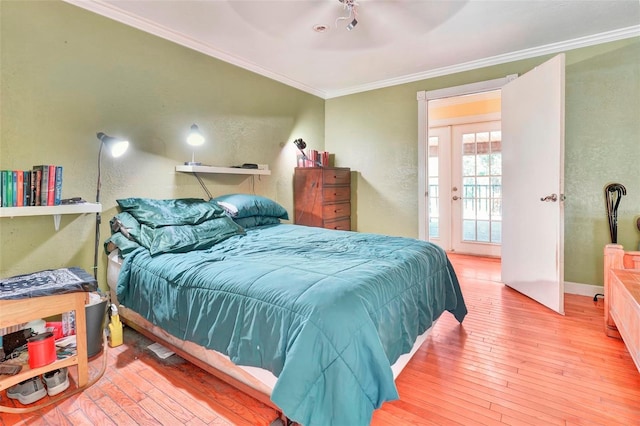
[47,165,56,206]
[34,165,48,206]
[11,171,17,207]
[24,171,31,206]
[29,170,37,206]
[0,171,5,207]
[54,166,63,205]
[33,167,43,206]
[16,170,24,207]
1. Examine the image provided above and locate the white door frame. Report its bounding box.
[417,76,517,242]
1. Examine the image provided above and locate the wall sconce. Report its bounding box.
[94,132,129,279]
[185,123,205,165]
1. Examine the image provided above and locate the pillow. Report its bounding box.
[139,215,245,256]
[233,215,281,229]
[117,198,226,227]
[211,194,288,220]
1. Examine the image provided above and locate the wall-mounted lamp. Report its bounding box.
[185,123,205,165]
[293,138,322,167]
[94,132,129,279]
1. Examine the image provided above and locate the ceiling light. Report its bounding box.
[313,24,329,33]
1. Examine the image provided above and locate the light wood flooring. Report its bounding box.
[2,254,638,425]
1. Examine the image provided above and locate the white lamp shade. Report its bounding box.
[109,140,129,158]
[187,124,205,146]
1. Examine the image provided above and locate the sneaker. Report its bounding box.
[43,367,69,396]
[6,376,47,405]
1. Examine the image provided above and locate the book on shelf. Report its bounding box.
[47,165,56,206]
[0,171,6,207]
[54,166,63,205]
[33,165,48,206]
[0,165,64,208]
[12,170,17,206]
[23,170,30,206]
[16,170,24,207]
[33,168,42,206]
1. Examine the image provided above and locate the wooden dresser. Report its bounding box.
[604,244,640,372]
[294,167,351,231]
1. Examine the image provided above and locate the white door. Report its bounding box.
[501,54,565,314]
[451,121,502,257]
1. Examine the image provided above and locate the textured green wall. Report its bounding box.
[326,38,640,287]
[0,1,324,286]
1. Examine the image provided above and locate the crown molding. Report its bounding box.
[326,25,640,99]
[64,1,639,101]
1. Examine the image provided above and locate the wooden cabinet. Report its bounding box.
[294,167,351,231]
[0,293,89,395]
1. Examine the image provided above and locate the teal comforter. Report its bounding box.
[116,224,466,425]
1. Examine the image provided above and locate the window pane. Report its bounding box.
[490,153,501,175]
[491,177,501,198]
[463,177,475,198]
[429,218,439,238]
[476,220,490,242]
[476,132,489,143]
[477,154,490,176]
[462,133,475,144]
[463,220,476,241]
[491,221,502,243]
[462,155,475,176]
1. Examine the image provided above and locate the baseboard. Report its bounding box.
[564,281,603,297]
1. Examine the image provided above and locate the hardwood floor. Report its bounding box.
[2,254,638,425]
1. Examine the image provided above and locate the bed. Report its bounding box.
[105,195,467,425]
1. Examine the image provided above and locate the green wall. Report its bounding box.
[0,1,324,286]
[326,38,640,287]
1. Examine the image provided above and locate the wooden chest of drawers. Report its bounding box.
[294,167,351,231]
[604,244,640,372]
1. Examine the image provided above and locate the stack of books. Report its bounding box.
[0,165,63,207]
[297,150,330,167]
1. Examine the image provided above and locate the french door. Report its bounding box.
[428,121,502,257]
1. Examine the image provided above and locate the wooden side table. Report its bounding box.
[0,292,89,395]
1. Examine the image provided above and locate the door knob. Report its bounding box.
[540,193,558,202]
[452,196,460,201]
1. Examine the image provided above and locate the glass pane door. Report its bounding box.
[452,122,502,256]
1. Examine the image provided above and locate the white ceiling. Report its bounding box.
[66,0,640,99]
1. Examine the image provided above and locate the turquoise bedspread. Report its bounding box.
[116,224,466,425]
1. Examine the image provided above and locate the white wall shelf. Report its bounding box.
[0,203,101,230]
[175,165,271,176]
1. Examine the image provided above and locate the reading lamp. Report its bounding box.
[293,138,322,167]
[94,132,129,279]
[185,123,205,165]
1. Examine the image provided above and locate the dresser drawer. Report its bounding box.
[322,202,350,220]
[323,168,350,185]
[323,186,350,202]
[323,217,351,231]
